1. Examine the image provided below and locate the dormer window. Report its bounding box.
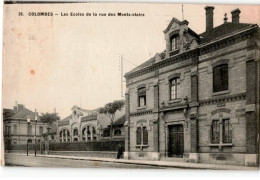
[170,35,179,51]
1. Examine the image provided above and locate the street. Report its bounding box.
[4,153,174,169]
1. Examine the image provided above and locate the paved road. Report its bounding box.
[4,153,173,169]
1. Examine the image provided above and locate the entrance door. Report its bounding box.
[168,124,184,157]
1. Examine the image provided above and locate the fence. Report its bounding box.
[49,139,125,151]
[6,139,125,152]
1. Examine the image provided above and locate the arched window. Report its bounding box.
[170,77,180,100]
[73,129,78,136]
[213,64,228,92]
[136,126,148,146]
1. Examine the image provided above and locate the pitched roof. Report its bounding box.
[98,107,125,128]
[113,115,125,126]
[3,108,15,118]
[126,22,257,76]
[61,114,72,121]
[199,22,256,44]
[127,51,165,74]
[11,108,38,120]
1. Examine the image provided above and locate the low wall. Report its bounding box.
[48,151,118,158]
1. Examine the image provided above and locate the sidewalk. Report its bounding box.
[6,153,259,170]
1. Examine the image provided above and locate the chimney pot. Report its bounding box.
[205,6,215,32]
[231,8,241,23]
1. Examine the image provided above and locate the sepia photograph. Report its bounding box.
[1,0,260,172]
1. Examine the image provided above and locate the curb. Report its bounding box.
[5,153,258,170]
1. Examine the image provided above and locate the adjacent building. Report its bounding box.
[124,6,259,167]
[3,103,48,145]
[57,105,125,142]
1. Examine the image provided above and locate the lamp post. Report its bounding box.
[26,116,31,156]
[47,126,51,154]
[34,111,38,157]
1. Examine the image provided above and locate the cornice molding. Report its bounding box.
[199,93,246,106]
[125,49,198,80]
[130,109,153,117]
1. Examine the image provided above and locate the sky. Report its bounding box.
[2,2,260,118]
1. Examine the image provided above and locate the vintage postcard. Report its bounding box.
[1,0,260,170]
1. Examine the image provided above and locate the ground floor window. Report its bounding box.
[103,129,110,137]
[223,119,232,143]
[136,126,148,145]
[114,129,121,136]
[211,118,232,144]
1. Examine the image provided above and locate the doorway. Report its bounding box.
[168,124,184,157]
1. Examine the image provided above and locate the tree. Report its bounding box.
[98,100,125,138]
[40,112,60,128]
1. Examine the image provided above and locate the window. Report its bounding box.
[13,139,17,144]
[13,125,17,134]
[73,129,78,136]
[87,126,90,135]
[92,127,96,134]
[114,129,121,136]
[211,118,232,144]
[213,64,228,92]
[223,119,232,143]
[51,135,54,140]
[39,126,43,135]
[136,126,148,146]
[8,126,11,135]
[170,35,179,51]
[170,78,180,100]
[103,129,110,137]
[138,87,146,107]
[211,120,220,144]
[28,125,32,134]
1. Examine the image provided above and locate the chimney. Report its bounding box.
[35,109,38,120]
[13,101,18,111]
[17,104,24,111]
[231,8,241,23]
[205,6,215,32]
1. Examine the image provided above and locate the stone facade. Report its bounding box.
[124,6,259,167]
[57,105,99,142]
[3,103,48,145]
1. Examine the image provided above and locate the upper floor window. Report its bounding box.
[28,125,32,134]
[136,126,148,146]
[170,35,179,51]
[213,64,228,93]
[170,78,180,100]
[138,87,146,107]
[39,126,43,135]
[13,124,17,134]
